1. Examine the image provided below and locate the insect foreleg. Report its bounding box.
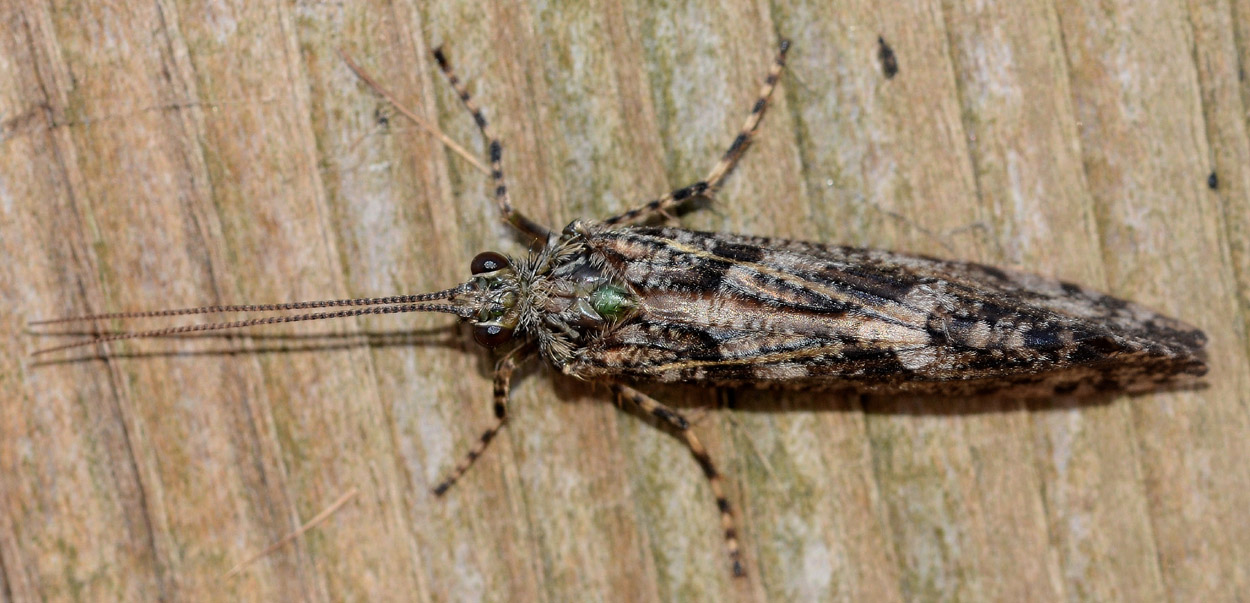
[432,344,533,496]
[611,384,745,577]
[432,47,553,242]
[602,39,790,226]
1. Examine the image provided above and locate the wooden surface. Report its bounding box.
[3,1,1249,601]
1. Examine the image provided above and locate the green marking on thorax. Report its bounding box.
[589,284,634,320]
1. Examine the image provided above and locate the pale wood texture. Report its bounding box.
[3,1,1249,601]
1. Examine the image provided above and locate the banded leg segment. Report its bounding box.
[603,39,791,226]
[432,48,553,242]
[432,345,532,496]
[611,384,745,577]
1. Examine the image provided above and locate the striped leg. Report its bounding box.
[432,345,532,496]
[432,48,553,242]
[603,39,790,226]
[611,384,745,578]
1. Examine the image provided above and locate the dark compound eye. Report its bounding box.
[472,323,514,348]
[470,251,510,275]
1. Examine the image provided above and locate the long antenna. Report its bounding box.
[28,286,469,326]
[31,302,472,356]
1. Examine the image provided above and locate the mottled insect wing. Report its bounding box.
[566,225,1207,397]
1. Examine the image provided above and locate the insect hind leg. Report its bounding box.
[433,345,531,495]
[603,39,790,226]
[611,384,746,577]
[432,47,553,242]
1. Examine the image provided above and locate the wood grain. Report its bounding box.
[3,1,1248,601]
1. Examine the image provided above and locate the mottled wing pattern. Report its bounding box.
[565,225,1207,396]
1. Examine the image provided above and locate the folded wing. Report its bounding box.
[565,226,1206,396]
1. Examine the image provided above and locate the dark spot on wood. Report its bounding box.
[878,35,899,79]
[1208,171,1219,189]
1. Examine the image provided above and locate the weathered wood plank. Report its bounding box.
[1054,1,1250,599]
[3,1,1247,601]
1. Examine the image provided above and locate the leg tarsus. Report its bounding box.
[603,40,790,226]
[431,48,553,242]
[431,345,531,496]
[603,181,711,226]
[611,384,746,577]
